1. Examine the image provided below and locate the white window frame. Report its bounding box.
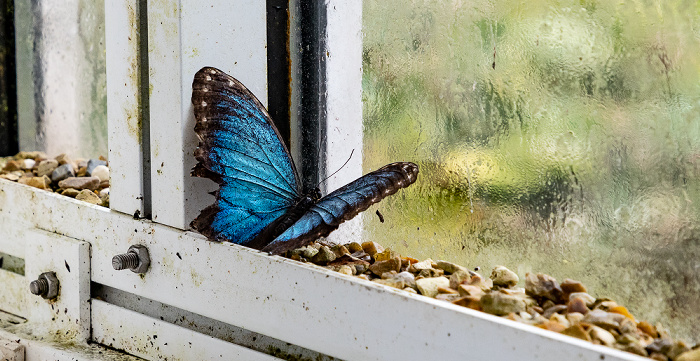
[0,1,646,360]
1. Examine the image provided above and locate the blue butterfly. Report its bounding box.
[190,67,419,255]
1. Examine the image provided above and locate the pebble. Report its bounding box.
[396,271,416,289]
[58,176,100,190]
[91,165,110,182]
[361,241,384,257]
[99,187,109,199]
[368,256,401,276]
[449,268,471,289]
[435,260,469,274]
[21,158,36,170]
[409,259,435,272]
[37,159,59,177]
[480,289,531,315]
[61,188,81,197]
[2,160,21,172]
[589,325,616,346]
[86,158,107,176]
[568,292,595,307]
[311,246,336,264]
[415,276,449,298]
[0,173,20,181]
[583,309,626,331]
[337,265,354,276]
[491,265,519,288]
[51,163,75,183]
[346,242,363,253]
[18,176,49,190]
[75,189,101,205]
[525,273,563,302]
[676,348,700,361]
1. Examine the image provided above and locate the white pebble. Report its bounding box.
[91,165,110,182]
[21,159,36,170]
[99,188,109,198]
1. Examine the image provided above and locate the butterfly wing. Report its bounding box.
[261,162,419,255]
[191,67,301,247]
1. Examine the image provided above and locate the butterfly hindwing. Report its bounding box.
[191,67,301,246]
[261,162,419,254]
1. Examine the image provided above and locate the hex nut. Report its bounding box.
[34,272,59,300]
[128,245,150,274]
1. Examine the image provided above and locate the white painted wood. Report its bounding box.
[105,0,145,216]
[0,217,25,258]
[323,1,364,245]
[0,181,646,361]
[24,229,91,342]
[0,328,141,361]
[92,300,281,361]
[147,0,267,230]
[0,270,26,317]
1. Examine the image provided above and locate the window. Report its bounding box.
[362,0,700,343]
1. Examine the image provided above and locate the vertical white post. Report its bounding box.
[147,0,267,229]
[106,0,145,216]
[324,1,364,244]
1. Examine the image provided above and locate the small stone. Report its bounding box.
[21,158,36,170]
[99,187,109,199]
[436,293,462,302]
[637,321,659,338]
[396,271,416,289]
[562,324,591,341]
[415,276,449,297]
[561,278,587,300]
[75,189,101,205]
[538,319,567,333]
[667,341,692,360]
[61,188,81,197]
[58,176,100,190]
[346,242,362,253]
[76,158,88,169]
[567,297,589,314]
[480,289,531,315]
[77,166,87,177]
[369,256,401,276]
[452,296,481,310]
[649,352,669,361]
[582,309,626,331]
[568,292,595,307]
[51,163,75,182]
[457,284,483,297]
[101,193,110,207]
[449,268,471,289]
[675,348,700,361]
[566,312,584,325]
[437,286,459,294]
[2,160,21,172]
[491,266,519,288]
[361,241,384,256]
[549,313,570,328]
[435,260,469,274]
[374,277,404,289]
[402,287,417,294]
[311,246,336,264]
[608,305,635,321]
[0,173,19,181]
[542,304,568,319]
[16,150,45,159]
[300,246,318,259]
[525,273,563,303]
[588,325,616,346]
[37,159,59,177]
[86,158,108,176]
[91,165,110,182]
[337,265,354,275]
[418,268,443,278]
[617,342,649,357]
[18,176,48,189]
[354,264,367,274]
[374,248,399,262]
[409,259,435,273]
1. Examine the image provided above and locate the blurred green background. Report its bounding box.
[362,0,700,343]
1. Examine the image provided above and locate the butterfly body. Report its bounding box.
[190,67,418,255]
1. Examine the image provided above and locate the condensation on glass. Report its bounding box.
[362,0,700,342]
[15,0,107,158]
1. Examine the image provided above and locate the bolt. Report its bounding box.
[29,272,59,299]
[112,245,150,274]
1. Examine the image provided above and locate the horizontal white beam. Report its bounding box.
[92,300,280,360]
[0,180,646,361]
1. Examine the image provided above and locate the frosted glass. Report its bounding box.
[362,0,700,342]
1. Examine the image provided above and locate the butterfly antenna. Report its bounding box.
[317,149,354,188]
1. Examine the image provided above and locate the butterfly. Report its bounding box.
[190,67,419,255]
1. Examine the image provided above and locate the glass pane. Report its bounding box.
[14,0,106,157]
[363,0,700,342]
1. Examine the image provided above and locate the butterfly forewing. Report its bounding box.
[191,67,301,245]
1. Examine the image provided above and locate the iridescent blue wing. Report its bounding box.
[190,67,301,247]
[262,162,419,255]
